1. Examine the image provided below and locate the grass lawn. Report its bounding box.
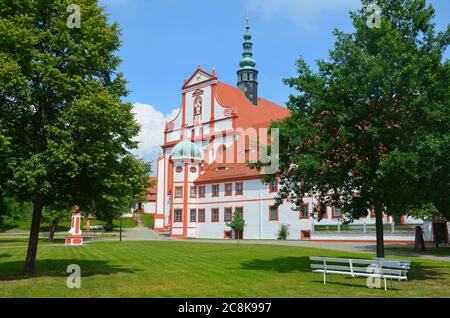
[0,240,449,298]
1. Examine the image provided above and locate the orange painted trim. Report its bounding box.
[212,184,220,197]
[198,185,206,198]
[195,175,261,185]
[299,203,310,220]
[211,208,220,223]
[235,182,244,196]
[174,186,183,198]
[268,205,279,221]
[224,183,233,196]
[196,197,276,206]
[269,177,278,193]
[197,208,206,223]
[190,185,197,199]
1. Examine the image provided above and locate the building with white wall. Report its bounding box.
[153,20,428,242]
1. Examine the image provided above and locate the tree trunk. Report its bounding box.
[374,202,385,258]
[48,217,61,240]
[105,218,113,232]
[23,198,44,275]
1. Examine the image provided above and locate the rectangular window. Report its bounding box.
[174,209,182,222]
[175,186,183,198]
[224,230,233,239]
[269,206,278,221]
[317,203,327,219]
[190,209,197,222]
[300,203,309,219]
[212,184,220,197]
[211,208,219,222]
[269,178,278,193]
[235,182,243,196]
[198,186,206,198]
[224,207,233,222]
[225,183,233,196]
[198,209,205,222]
[190,186,197,198]
[235,207,243,219]
[333,206,342,218]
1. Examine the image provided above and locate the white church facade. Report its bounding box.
[152,21,432,243]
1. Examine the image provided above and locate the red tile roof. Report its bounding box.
[194,82,290,184]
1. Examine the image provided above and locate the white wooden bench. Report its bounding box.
[309,257,410,290]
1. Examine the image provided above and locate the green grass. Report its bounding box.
[0,240,449,298]
[388,246,450,257]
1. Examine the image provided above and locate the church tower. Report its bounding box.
[237,18,258,105]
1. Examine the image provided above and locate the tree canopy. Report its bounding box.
[0,0,149,273]
[253,0,449,257]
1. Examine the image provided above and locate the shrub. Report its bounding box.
[277,224,289,240]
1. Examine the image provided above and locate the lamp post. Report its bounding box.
[119,214,123,242]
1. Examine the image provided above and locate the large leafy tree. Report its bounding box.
[255,0,449,257]
[0,0,147,274]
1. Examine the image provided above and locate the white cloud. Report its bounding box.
[247,0,361,30]
[132,103,178,160]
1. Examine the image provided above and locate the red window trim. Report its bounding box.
[190,186,197,198]
[175,186,183,198]
[224,207,233,222]
[224,183,233,196]
[235,206,244,219]
[235,182,244,196]
[197,209,206,223]
[331,205,343,219]
[198,185,206,198]
[190,208,197,223]
[316,202,328,219]
[174,209,183,222]
[300,203,310,220]
[269,177,278,193]
[212,184,220,197]
[268,205,279,221]
[211,208,220,223]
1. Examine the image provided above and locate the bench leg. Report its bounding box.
[323,272,326,285]
[384,277,387,291]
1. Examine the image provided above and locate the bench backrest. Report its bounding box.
[310,257,406,277]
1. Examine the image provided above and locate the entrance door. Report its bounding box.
[393,213,402,224]
[234,229,243,240]
[435,223,448,244]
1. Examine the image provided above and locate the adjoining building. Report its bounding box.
[153,19,440,243]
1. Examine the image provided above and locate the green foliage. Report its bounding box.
[141,214,154,228]
[0,0,150,271]
[253,0,448,220]
[227,212,245,232]
[277,224,290,240]
[0,196,32,229]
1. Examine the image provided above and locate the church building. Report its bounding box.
[153,20,423,242]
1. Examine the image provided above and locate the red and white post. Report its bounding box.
[65,206,83,246]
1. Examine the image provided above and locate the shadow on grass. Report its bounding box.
[240,256,312,273]
[0,259,141,281]
[240,256,449,283]
[0,253,11,259]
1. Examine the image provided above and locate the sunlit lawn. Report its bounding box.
[0,240,449,298]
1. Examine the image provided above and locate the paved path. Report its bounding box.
[2,227,448,262]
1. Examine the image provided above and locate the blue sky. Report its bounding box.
[97,0,449,165]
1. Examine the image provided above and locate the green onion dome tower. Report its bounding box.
[237,17,258,105]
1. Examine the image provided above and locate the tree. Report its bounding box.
[227,212,245,244]
[0,0,144,274]
[253,0,448,257]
